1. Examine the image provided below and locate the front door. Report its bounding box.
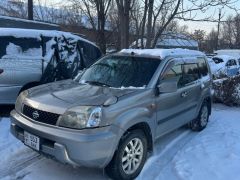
[155,59,201,138]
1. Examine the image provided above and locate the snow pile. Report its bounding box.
[0,118,25,164]
[139,104,240,180]
[120,48,204,59]
[110,85,146,90]
[233,83,240,104]
[213,75,240,106]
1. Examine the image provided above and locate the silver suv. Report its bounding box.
[10,49,212,180]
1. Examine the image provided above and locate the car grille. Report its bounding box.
[22,105,60,126]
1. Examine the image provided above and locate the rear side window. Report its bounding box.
[212,57,224,64]
[78,41,102,68]
[182,63,199,85]
[0,36,42,59]
[231,59,237,66]
[226,60,237,66]
[198,58,209,77]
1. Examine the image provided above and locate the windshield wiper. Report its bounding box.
[85,80,110,87]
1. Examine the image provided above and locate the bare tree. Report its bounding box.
[70,0,111,53]
[0,0,27,18]
[130,1,143,48]
[145,0,154,48]
[136,0,239,48]
[192,29,206,51]
[116,0,132,49]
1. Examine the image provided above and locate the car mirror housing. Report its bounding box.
[158,79,178,93]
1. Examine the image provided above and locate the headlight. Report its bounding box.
[56,106,102,129]
[15,90,28,113]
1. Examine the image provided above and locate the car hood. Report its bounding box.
[25,80,139,114]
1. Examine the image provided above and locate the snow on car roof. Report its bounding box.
[0,28,96,47]
[214,49,240,59]
[215,49,240,54]
[120,48,204,59]
[213,55,237,63]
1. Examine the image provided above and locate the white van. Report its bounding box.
[0,28,101,104]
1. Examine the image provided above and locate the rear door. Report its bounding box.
[181,61,202,118]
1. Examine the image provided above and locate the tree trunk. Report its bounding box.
[146,0,154,48]
[116,0,130,49]
[28,0,33,20]
[96,1,107,54]
[140,0,148,49]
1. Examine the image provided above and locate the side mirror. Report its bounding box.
[157,79,178,93]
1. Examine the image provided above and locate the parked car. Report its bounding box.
[0,28,102,104]
[215,49,240,66]
[10,48,212,180]
[209,55,239,78]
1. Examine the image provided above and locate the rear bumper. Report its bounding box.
[10,110,122,168]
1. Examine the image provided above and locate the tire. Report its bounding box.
[106,129,148,180]
[190,101,209,131]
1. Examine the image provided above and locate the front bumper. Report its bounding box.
[10,110,122,168]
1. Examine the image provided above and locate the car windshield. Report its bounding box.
[212,57,224,64]
[75,55,160,88]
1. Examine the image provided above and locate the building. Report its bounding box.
[0,15,60,30]
[130,32,198,50]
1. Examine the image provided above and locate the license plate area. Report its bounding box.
[24,131,40,151]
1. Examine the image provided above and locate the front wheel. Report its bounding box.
[190,102,209,131]
[105,129,148,180]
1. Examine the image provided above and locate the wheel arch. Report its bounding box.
[121,122,153,153]
[18,81,40,95]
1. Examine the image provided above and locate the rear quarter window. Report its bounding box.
[0,36,42,59]
[198,58,209,77]
[182,63,199,85]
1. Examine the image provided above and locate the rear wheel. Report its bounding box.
[106,129,148,180]
[190,102,209,131]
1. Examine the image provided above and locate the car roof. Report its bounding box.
[0,28,97,48]
[213,55,237,63]
[119,48,205,60]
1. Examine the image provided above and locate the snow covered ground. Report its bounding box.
[0,104,240,180]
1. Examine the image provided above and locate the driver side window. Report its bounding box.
[161,63,184,88]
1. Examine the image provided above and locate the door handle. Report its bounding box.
[181,91,188,98]
[0,69,3,75]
